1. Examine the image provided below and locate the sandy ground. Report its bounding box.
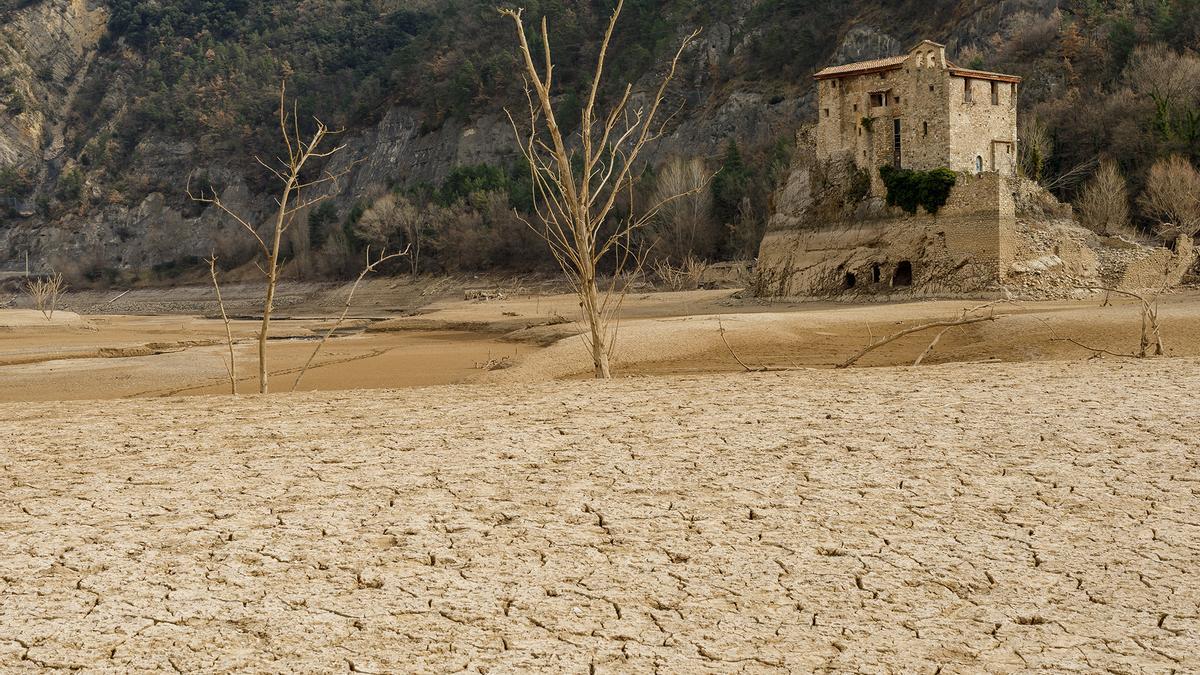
[3,285,1200,401]
[0,358,1197,672]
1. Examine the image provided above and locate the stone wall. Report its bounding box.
[949,76,1018,175]
[757,172,1016,297]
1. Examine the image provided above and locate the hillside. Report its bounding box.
[0,0,1198,283]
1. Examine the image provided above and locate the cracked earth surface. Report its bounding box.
[1,359,1198,673]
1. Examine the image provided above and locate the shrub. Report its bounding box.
[1075,159,1133,237]
[1139,155,1200,240]
[879,166,957,215]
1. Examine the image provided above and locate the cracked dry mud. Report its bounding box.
[1,359,1198,673]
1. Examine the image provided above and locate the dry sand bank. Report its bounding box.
[0,359,1196,671]
[3,288,1200,402]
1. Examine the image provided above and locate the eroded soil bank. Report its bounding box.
[4,284,1200,401]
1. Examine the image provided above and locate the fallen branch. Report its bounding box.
[838,299,1016,370]
[291,246,408,392]
[717,317,764,373]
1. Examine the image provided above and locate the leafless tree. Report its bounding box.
[1139,155,1200,241]
[648,157,715,261]
[291,246,408,392]
[25,272,66,321]
[1018,114,1051,183]
[206,254,238,395]
[188,81,353,394]
[354,192,425,274]
[499,3,701,378]
[1044,286,1165,358]
[1075,159,1133,238]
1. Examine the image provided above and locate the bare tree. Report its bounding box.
[355,193,425,275]
[206,255,238,395]
[648,157,715,261]
[1139,155,1200,241]
[500,2,701,378]
[188,81,353,394]
[1075,159,1133,238]
[24,272,66,320]
[1044,286,1165,358]
[291,246,408,392]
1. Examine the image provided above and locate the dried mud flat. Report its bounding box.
[1,359,1198,673]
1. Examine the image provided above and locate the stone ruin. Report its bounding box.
[755,40,1196,299]
[757,137,1195,300]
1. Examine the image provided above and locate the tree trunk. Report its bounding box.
[581,272,611,379]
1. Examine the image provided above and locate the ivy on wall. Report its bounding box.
[878,166,957,214]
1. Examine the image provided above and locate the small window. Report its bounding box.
[929,84,934,92]
[975,156,983,174]
[990,81,999,105]
[853,103,858,112]
[879,72,886,79]
[870,92,886,107]
[895,96,901,103]
[923,121,929,136]
[872,264,882,283]
[823,108,829,118]
[964,79,973,103]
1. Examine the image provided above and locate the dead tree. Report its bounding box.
[25,272,66,321]
[1046,286,1165,358]
[500,3,701,378]
[189,81,352,394]
[206,255,238,395]
[291,246,408,392]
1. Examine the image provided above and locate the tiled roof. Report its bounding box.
[812,55,907,80]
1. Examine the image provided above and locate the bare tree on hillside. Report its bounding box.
[648,157,715,262]
[499,2,702,378]
[1075,159,1133,238]
[189,81,353,394]
[1139,155,1200,241]
[355,192,425,275]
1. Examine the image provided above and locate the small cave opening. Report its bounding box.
[844,272,857,289]
[892,261,913,287]
[871,264,882,284]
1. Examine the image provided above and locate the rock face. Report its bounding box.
[0,0,108,168]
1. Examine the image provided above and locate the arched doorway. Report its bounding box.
[892,261,913,287]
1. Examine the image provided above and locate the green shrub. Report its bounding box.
[878,166,957,215]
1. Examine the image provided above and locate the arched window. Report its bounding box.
[975,156,983,174]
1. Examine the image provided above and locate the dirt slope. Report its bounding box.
[1,359,1196,672]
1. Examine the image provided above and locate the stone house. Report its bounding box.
[813,40,1020,193]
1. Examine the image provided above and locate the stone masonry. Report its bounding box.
[814,40,1020,195]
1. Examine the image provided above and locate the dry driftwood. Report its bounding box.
[837,301,1011,369]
